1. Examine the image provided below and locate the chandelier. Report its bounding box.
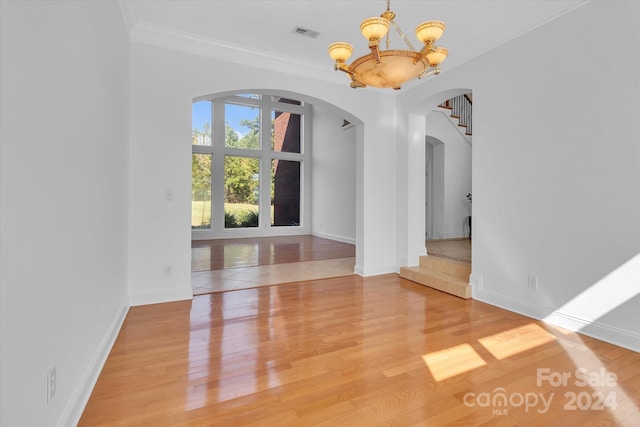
[328,0,448,90]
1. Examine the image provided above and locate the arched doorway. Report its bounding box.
[189,89,364,293]
[403,88,473,266]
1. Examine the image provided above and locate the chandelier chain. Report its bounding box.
[390,20,416,52]
[327,0,448,89]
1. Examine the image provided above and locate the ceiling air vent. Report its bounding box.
[292,26,320,39]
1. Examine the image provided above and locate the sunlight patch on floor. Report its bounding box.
[478,323,557,360]
[422,343,486,381]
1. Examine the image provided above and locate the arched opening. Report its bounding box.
[425,96,472,260]
[400,88,473,298]
[189,89,364,294]
[413,88,473,260]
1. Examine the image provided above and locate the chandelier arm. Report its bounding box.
[418,67,440,79]
[350,78,367,89]
[334,63,355,77]
[413,42,434,65]
[389,20,417,52]
[369,42,382,63]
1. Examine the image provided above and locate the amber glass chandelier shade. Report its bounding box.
[360,17,389,41]
[328,1,447,90]
[426,47,448,67]
[351,51,428,89]
[415,21,446,43]
[328,43,354,63]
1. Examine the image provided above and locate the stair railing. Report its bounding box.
[439,94,472,135]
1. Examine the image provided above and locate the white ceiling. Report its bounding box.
[119,0,587,89]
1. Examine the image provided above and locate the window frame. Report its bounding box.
[191,92,311,239]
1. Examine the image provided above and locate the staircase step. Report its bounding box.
[419,256,470,280]
[400,266,472,299]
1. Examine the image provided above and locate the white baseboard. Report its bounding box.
[474,288,640,353]
[543,311,640,353]
[354,263,398,277]
[402,247,428,267]
[311,231,355,245]
[129,286,193,306]
[59,304,129,427]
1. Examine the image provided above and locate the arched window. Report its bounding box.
[191,92,311,238]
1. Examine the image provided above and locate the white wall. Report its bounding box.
[426,110,472,239]
[311,106,357,244]
[0,1,130,426]
[128,41,399,305]
[397,1,640,351]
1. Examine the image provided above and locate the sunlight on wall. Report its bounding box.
[478,323,556,360]
[543,253,640,323]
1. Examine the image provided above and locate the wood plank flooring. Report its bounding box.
[191,236,355,272]
[80,274,640,426]
[426,238,471,263]
[190,236,356,295]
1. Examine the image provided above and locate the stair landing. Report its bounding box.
[400,255,472,299]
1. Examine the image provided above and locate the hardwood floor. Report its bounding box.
[191,235,356,272]
[426,238,471,263]
[80,274,640,426]
[191,236,356,295]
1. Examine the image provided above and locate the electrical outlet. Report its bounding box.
[164,264,173,277]
[528,276,539,290]
[47,367,56,402]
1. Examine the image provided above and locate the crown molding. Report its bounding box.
[128,21,343,86]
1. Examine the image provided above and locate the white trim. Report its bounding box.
[311,231,355,246]
[192,227,307,240]
[129,21,341,85]
[401,246,428,268]
[544,311,640,353]
[192,92,312,239]
[474,288,640,353]
[436,232,470,240]
[129,286,193,306]
[433,107,472,145]
[355,264,398,277]
[469,273,483,291]
[58,305,129,427]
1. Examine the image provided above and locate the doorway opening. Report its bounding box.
[190,90,361,294]
[424,91,472,264]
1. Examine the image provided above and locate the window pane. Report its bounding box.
[192,153,212,229]
[192,101,211,146]
[272,110,301,153]
[225,104,260,149]
[271,160,300,226]
[224,156,259,228]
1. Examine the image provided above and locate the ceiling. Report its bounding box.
[119,0,587,90]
